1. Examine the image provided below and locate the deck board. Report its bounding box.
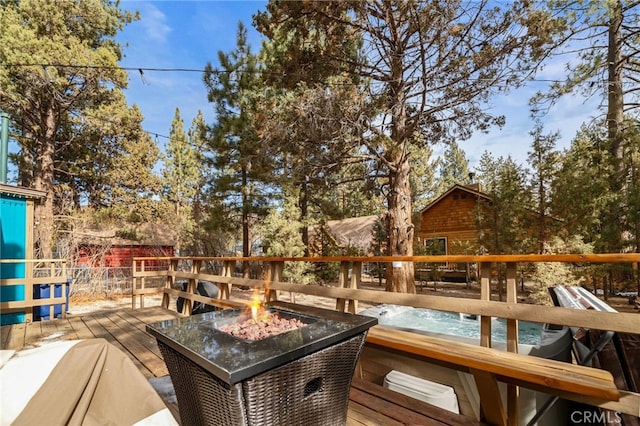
[0,307,476,425]
[5,322,26,349]
[23,320,41,346]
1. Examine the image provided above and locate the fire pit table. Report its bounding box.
[147,301,377,426]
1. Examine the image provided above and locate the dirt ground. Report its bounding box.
[67,279,639,315]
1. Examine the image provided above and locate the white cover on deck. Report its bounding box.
[383,369,460,414]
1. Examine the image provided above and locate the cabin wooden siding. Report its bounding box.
[420,185,487,255]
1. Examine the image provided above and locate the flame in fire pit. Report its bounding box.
[250,292,268,323]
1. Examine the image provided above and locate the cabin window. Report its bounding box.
[424,237,447,255]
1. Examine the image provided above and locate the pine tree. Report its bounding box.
[475,152,531,255]
[0,0,137,256]
[103,105,162,225]
[623,121,640,255]
[203,23,273,271]
[162,108,201,254]
[407,136,437,209]
[185,110,224,256]
[255,1,561,292]
[527,121,561,253]
[532,0,640,251]
[551,120,633,253]
[475,152,531,300]
[433,141,472,197]
[254,74,380,253]
[259,188,313,284]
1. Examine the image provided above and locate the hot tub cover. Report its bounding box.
[0,338,177,425]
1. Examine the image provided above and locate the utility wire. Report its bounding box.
[4,62,612,86]
[8,63,228,74]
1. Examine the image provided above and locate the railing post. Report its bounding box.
[266,261,283,302]
[219,260,235,300]
[61,260,67,319]
[131,259,137,309]
[162,259,177,309]
[139,260,146,309]
[183,260,202,315]
[479,261,492,348]
[23,259,33,323]
[336,261,350,312]
[505,262,519,425]
[47,261,55,320]
[347,261,362,314]
[470,369,508,426]
[505,263,519,352]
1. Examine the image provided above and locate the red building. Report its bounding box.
[75,223,175,269]
[76,244,174,268]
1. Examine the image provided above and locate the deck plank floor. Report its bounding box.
[1,307,470,425]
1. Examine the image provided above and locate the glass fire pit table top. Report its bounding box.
[146,301,377,384]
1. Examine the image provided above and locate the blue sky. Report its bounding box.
[117,1,600,171]
[117,1,267,151]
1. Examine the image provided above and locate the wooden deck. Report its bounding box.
[1,307,476,426]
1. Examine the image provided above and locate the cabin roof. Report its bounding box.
[326,215,379,249]
[309,215,379,251]
[420,184,490,215]
[0,183,47,200]
[77,222,176,247]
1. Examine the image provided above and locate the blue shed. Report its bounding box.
[0,183,46,325]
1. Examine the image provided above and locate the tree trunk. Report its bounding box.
[383,26,415,293]
[300,176,309,256]
[33,104,56,259]
[607,1,624,162]
[606,0,625,251]
[537,155,546,254]
[242,167,250,278]
[385,157,415,293]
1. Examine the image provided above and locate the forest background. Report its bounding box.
[1,0,639,295]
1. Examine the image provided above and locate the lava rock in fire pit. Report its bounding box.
[219,313,306,341]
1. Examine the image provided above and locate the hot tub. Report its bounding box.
[358,304,573,425]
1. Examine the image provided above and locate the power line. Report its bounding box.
[8,63,227,75]
[5,62,611,86]
[9,63,210,74]
[148,132,170,140]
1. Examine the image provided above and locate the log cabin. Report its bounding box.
[419,183,488,256]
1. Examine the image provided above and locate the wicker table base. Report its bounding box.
[158,333,366,426]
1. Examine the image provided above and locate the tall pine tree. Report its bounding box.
[162,108,201,254]
[532,0,640,252]
[475,152,531,255]
[527,121,561,253]
[0,0,138,256]
[433,141,472,197]
[255,1,561,292]
[203,23,273,272]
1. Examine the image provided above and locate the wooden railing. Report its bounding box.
[0,258,69,322]
[132,254,639,334]
[131,254,640,423]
